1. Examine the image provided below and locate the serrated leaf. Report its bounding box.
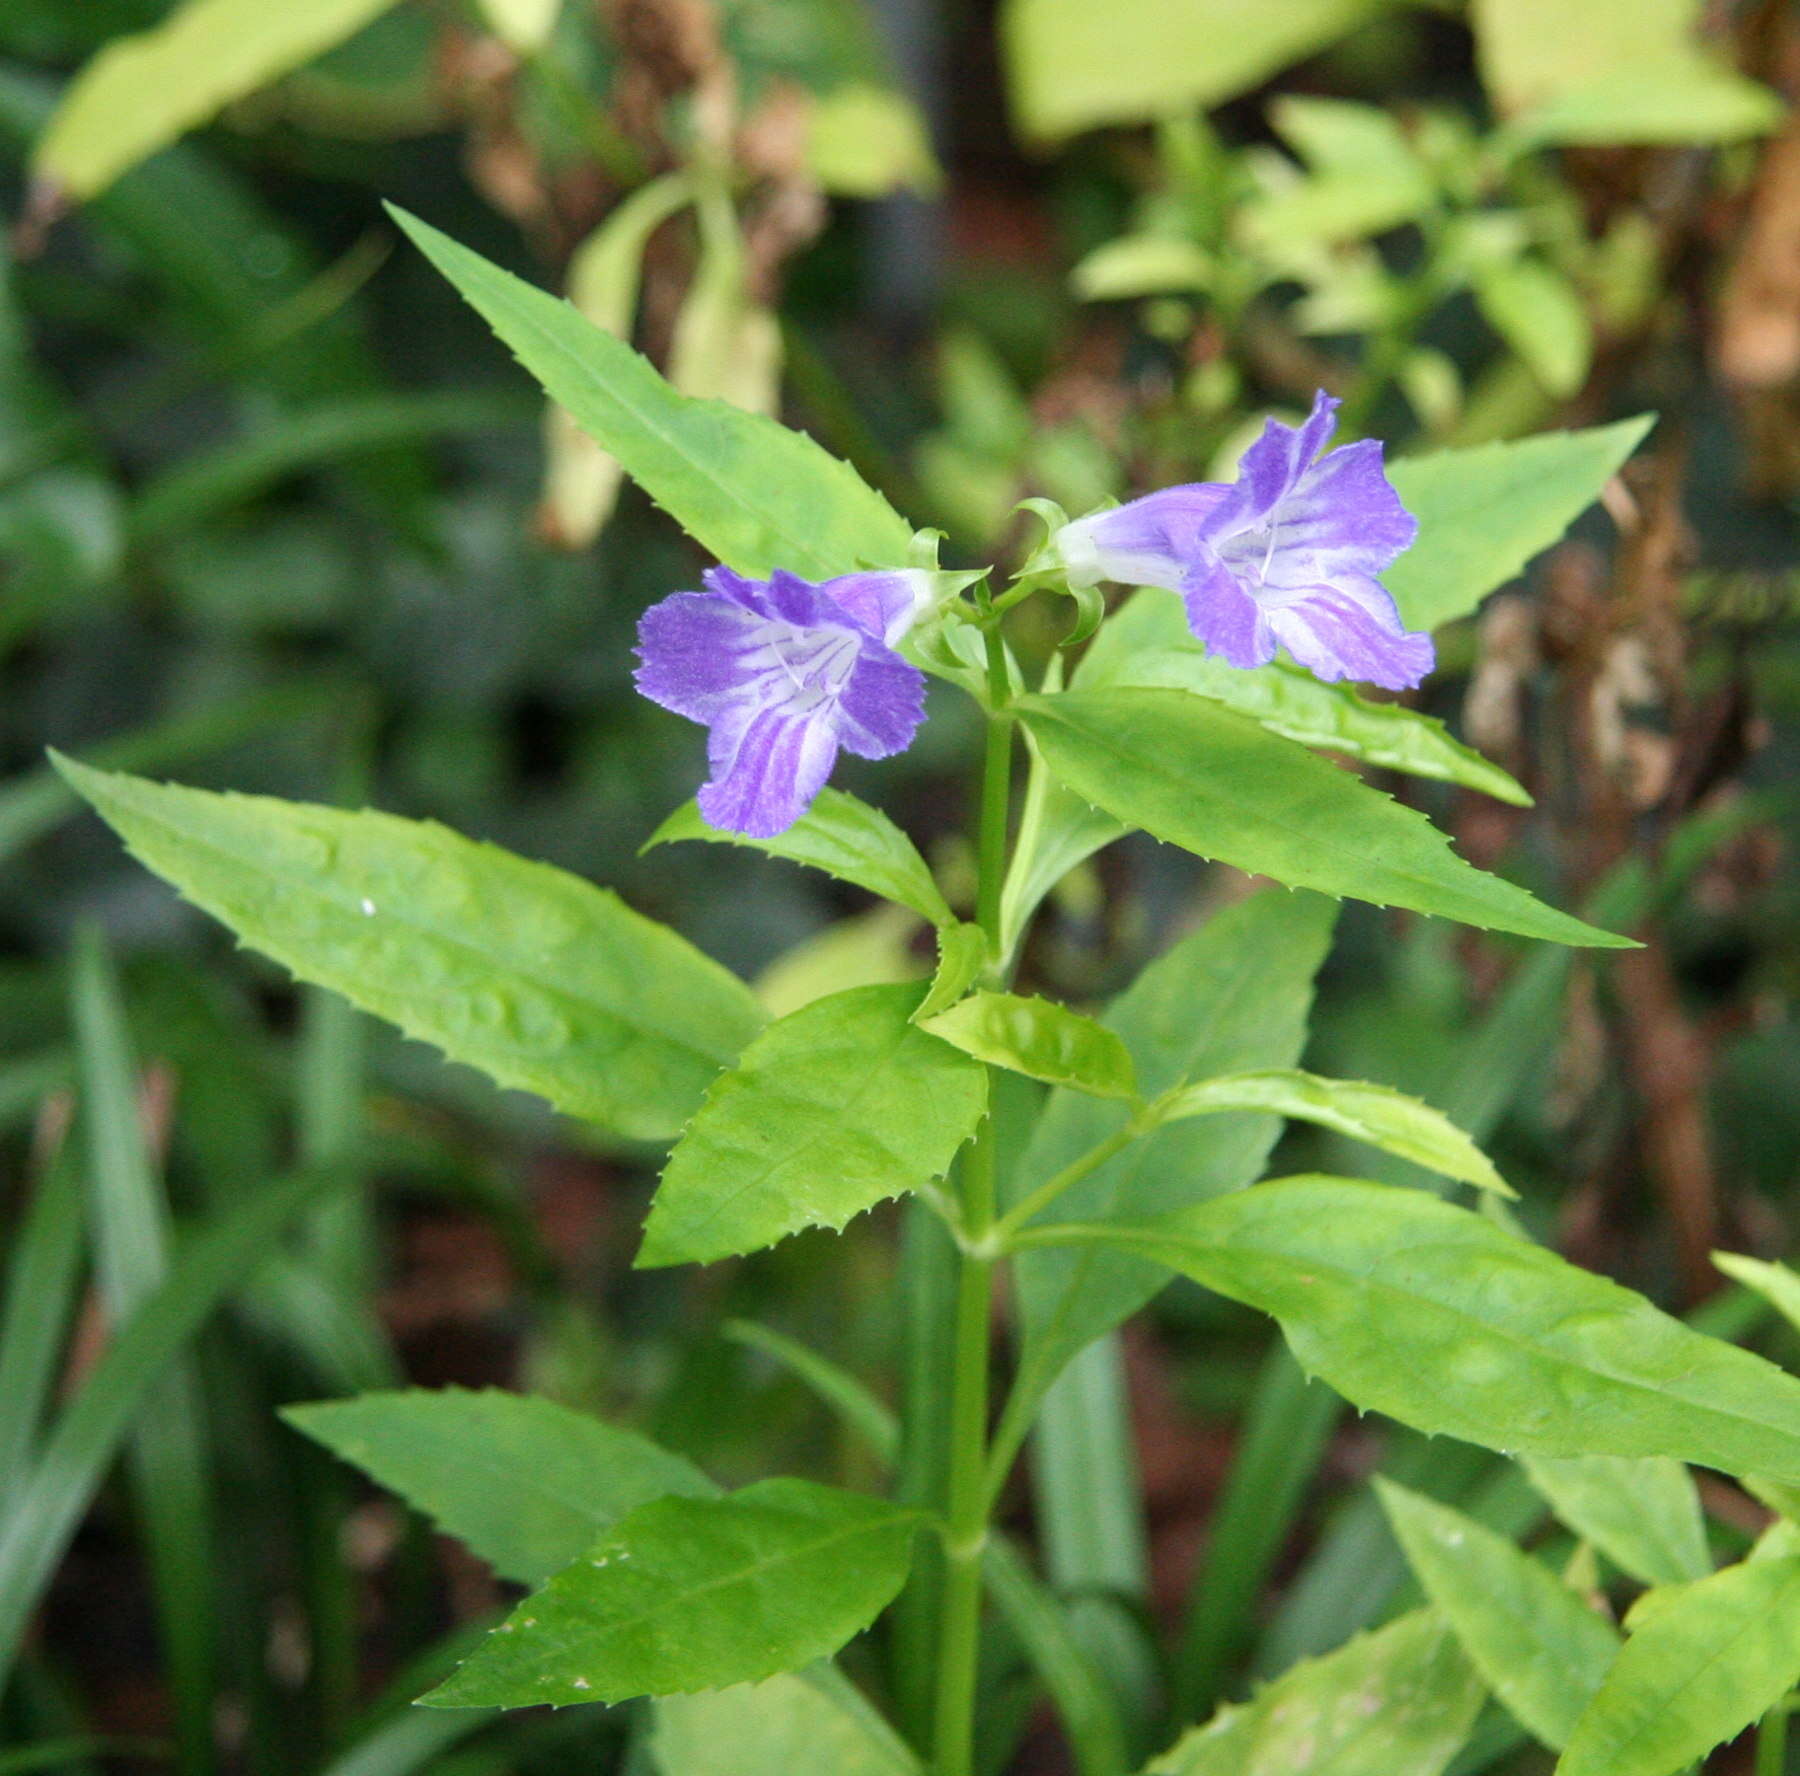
[1015,690,1628,948]
[646,790,954,929]
[1155,1068,1511,1195]
[914,922,988,1022]
[55,757,763,1142]
[424,1479,921,1707]
[653,1668,922,1775]
[1557,1550,1800,1776]
[284,1389,715,1587]
[391,208,911,580]
[1145,1609,1483,1775]
[1049,1178,1800,1482]
[1378,1479,1618,1749]
[31,0,402,202]
[923,991,1137,1100]
[637,982,987,1268]
[1522,1455,1709,1586]
[1714,1250,1800,1339]
[1077,591,1531,805]
[1385,418,1653,631]
[999,892,1335,1460]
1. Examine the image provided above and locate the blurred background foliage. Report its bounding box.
[1,0,1798,1771]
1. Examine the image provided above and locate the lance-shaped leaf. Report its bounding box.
[1713,1250,1800,1339]
[653,1668,922,1775]
[999,892,1335,1464]
[1015,689,1630,948]
[1039,1178,1800,1481]
[424,1479,921,1707]
[1153,1068,1510,1196]
[923,991,1137,1100]
[637,982,987,1268]
[914,922,989,1022]
[646,789,955,929]
[54,757,762,1142]
[1144,1609,1484,1775]
[1077,591,1530,806]
[1378,1480,1618,1750]
[31,0,403,202]
[1521,1455,1710,1587]
[391,208,911,581]
[285,1389,715,1587]
[1557,1540,1800,1776]
[1385,417,1653,631]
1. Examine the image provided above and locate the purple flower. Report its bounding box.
[1056,391,1432,690]
[634,566,931,837]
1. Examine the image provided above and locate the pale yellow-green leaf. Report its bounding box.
[1072,236,1214,302]
[34,0,403,201]
[476,0,563,54]
[654,1669,921,1774]
[754,906,926,1021]
[806,85,941,198]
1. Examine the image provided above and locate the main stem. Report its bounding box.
[930,622,1015,1776]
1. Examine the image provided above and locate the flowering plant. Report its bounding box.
[54,213,1800,1776]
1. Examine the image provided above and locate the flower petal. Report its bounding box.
[1266,578,1435,691]
[1230,389,1341,525]
[822,569,933,645]
[634,590,779,723]
[1181,552,1276,671]
[699,703,841,837]
[836,650,927,759]
[1264,437,1418,586]
[1072,484,1233,591]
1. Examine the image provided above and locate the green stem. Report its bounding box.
[987,1121,1143,1249]
[930,624,1015,1776]
[1757,1702,1790,1776]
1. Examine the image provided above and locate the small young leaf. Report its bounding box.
[914,922,989,1023]
[1154,1068,1511,1196]
[1016,690,1629,948]
[1144,1609,1484,1775]
[1713,1250,1800,1339]
[1047,1178,1800,1482]
[1378,1479,1618,1749]
[424,1479,921,1707]
[390,209,912,581]
[637,982,987,1268]
[285,1389,715,1587]
[923,991,1137,1100]
[1557,1548,1800,1776]
[997,748,1126,963]
[1521,1455,1710,1587]
[31,0,402,202]
[1077,590,1531,806]
[54,757,763,1141]
[654,1668,922,1774]
[646,789,955,929]
[1384,418,1653,631]
[1473,259,1593,398]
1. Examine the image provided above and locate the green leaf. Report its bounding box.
[55,757,763,1142]
[1040,1178,1800,1482]
[1521,1455,1710,1586]
[914,922,989,1023]
[722,1322,898,1468]
[1473,260,1593,398]
[1015,690,1629,947]
[1378,1479,1618,1749]
[637,982,987,1268]
[1154,1068,1512,1195]
[805,84,941,198]
[31,0,403,201]
[475,0,562,54]
[998,892,1335,1467]
[1145,1609,1484,1775]
[1002,0,1381,140]
[0,1167,340,1683]
[997,741,1126,964]
[285,1389,715,1587]
[654,1668,921,1775]
[1504,65,1784,147]
[923,991,1137,1100]
[1077,592,1531,806]
[390,208,912,580]
[646,789,955,929]
[1557,1547,1800,1776]
[1385,418,1654,631]
[0,1147,83,1494]
[1713,1251,1800,1339]
[1072,236,1214,302]
[424,1479,921,1707]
